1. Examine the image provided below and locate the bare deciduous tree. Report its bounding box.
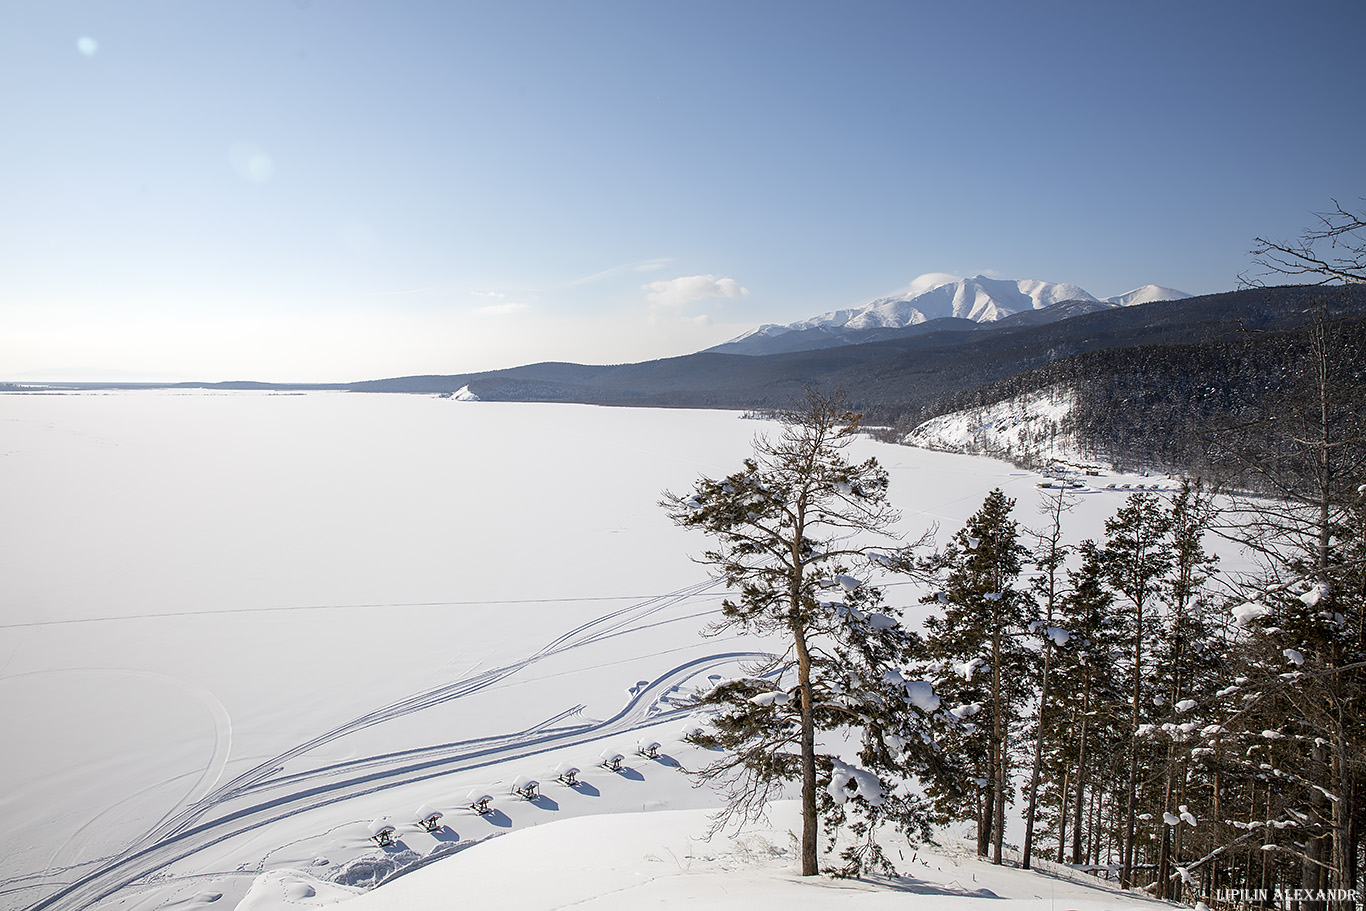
[1242,198,1366,287]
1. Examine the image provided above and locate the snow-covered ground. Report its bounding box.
[264,802,1175,911]
[0,391,1217,911]
[904,387,1088,468]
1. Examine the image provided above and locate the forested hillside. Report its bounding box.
[345,285,1366,428]
[919,475,1366,910]
[901,297,1366,491]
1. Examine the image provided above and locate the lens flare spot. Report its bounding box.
[229,142,275,183]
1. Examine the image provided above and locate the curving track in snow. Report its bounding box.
[18,578,767,911]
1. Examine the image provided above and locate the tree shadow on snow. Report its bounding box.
[861,869,1008,899]
[876,880,1006,899]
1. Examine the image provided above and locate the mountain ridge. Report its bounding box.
[332,285,1366,426]
[22,286,1366,450]
[709,274,1189,356]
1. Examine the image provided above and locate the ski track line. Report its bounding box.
[130,575,722,848]
[25,651,765,911]
[5,589,693,909]
[167,577,722,820]
[0,593,728,631]
[214,705,593,806]
[18,579,741,911]
[152,586,711,832]
[0,667,235,878]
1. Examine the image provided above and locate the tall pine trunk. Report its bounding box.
[1022,636,1053,869]
[790,502,820,877]
[1056,763,1071,864]
[979,771,995,857]
[992,626,1007,865]
[1121,601,1142,889]
[1071,677,1092,864]
[796,630,819,876]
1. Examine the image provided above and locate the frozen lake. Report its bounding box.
[0,391,1189,911]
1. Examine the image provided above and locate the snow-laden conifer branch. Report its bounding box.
[661,388,956,877]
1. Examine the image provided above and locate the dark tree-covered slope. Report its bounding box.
[908,306,1366,485]
[349,285,1366,429]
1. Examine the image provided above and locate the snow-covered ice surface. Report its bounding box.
[0,391,1229,911]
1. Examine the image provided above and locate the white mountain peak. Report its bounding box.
[711,273,1190,355]
[904,272,963,295]
[1105,284,1190,307]
[794,274,1104,331]
[797,273,1190,330]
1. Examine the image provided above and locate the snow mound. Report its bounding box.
[330,850,422,888]
[236,871,361,910]
[164,892,226,910]
[279,804,1169,911]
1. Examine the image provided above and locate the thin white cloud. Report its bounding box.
[477,301,529,316]
[565,258,673,287]
[649,310,715,327]
[645,274,749,309]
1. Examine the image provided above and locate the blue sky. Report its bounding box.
[3,1,1363,382]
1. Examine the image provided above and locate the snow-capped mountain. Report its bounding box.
[799,273,1099,328]
[1104,283,1190,307]
[710,274,1189,356]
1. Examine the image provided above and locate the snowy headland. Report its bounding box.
[0,391,1209,911]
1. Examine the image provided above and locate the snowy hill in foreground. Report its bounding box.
[711,274,1189,355]
[239,804,1171,911]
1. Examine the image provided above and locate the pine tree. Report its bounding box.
[1150,479,1222,899]
[923,489,1035,863]
[1200,310,1366,910]
[1102,490,1174,887]
[660,388,953,877]
[1052,539,1127,866]
[1021,485,1075,869]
